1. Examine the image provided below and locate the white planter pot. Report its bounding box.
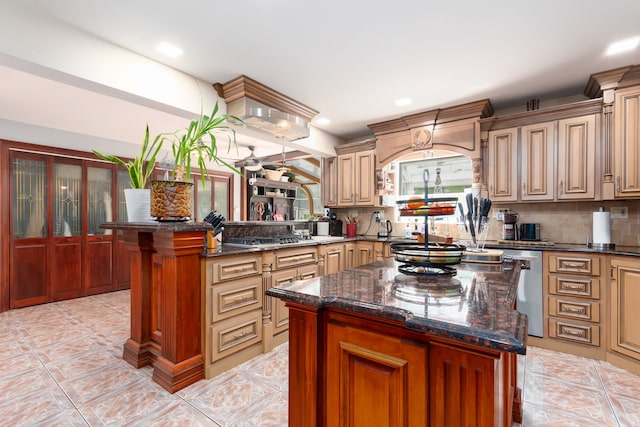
[124,188,151,222]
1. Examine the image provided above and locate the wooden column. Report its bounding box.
[101,222,210,393]
[150,230,206,393]
[122,230,156,368]
[287,303,321,427]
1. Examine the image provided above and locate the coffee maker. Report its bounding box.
[502,212,519,240]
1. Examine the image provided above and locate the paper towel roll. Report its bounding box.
[593,211,611,244]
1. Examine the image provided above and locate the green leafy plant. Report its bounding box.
[93,125,163,189]
[162,101,242,183]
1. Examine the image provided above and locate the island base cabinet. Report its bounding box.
[326,318,428,427]
[287,305,519,427]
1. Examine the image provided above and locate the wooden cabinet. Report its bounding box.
[487,128,518,202]
[610,257,640,360]
[323,156,338,207]
[613,86,640,198]
[325,316,429,426]
[204,254,264,378]
[323,242,345,274]
[270,246,319,337]
[355,241,375,266]
[544,252,605,349]
[557,115,596,199]
[485,112,598,202]
[521,121,554,201]
[333,149,376,207]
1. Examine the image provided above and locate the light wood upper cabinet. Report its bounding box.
[614,86,640,198]
[557,115,596,199]
[487,128,518,202]
[323,156,338,207]
[610,257,640,361]
[486,113,597,202]
[332,149,377,207]
[521,122,555,201]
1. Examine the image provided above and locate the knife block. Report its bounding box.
[206,231,218,249]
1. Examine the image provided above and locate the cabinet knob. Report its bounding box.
[616,176,621,193]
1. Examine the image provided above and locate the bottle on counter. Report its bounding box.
[404,222,411,238]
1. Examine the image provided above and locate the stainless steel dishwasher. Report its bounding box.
[502,249,543,337]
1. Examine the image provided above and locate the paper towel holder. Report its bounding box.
[592,206,616,250]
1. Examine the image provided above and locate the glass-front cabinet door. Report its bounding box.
[10,152,48,307]
[85,164,115,295]
[8,151,121,309]
[50,159,84,301]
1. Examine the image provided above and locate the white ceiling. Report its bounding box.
[2,0,640,160]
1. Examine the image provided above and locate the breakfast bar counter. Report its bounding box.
[267,258,527,427]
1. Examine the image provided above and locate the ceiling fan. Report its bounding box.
[239,146,263,171]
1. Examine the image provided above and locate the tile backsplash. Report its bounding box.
[332,200,640,247]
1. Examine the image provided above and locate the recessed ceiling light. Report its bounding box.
[395,97,412,107]
[315,117,331,125]
[606,36,640,56]
[156,41,183,58]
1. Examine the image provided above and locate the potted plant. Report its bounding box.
[150,102,241,220]
[93,126,163,222]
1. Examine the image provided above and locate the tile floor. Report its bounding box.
[1,290,639,426]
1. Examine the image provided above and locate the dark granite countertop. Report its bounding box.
[266,258,528,355]
[483,241,640,256]
[100,221,212,232]
[206,235,640,258]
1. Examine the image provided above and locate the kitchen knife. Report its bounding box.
[458,202,467,232]
[480,198,492,232]
[478,198,486,233]
[465,193,476,245]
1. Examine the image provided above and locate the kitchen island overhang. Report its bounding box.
[267,258,527,426]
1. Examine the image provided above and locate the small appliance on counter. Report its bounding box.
[374,211,393,238]
[519,223,540,241]
[328,219,343,236]
[502,211,518,240]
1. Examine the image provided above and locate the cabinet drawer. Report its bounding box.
[548,318,600,346]
[208,255,262,283]
[274,247,318,270]
[548,296,600,322]
[209,310,262,362]
[549,276,600,299]
[548,254,600,276]
[210,276,263,322]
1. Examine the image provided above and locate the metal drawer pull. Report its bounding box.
[563,283,585,290]
[228,265,254,274]
[232,330,250,340]
[563,305,586,314]
[562,261,586,268]
[232,294,253,303]
[563,327,586,336]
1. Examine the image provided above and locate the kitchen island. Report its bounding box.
[267,258,527,427]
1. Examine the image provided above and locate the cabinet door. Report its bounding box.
[521,122,554,201]
[610,257,640,360]
[355,241,374,267]
[355,149,376,206]
[323,157,338,207]
[325,319,428,426]
[337,153,356,205]
[487,128,518,201]
[324,243,344,274]
[614,87,640,198]
[345,243,355,270]
[557,115,596,199]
